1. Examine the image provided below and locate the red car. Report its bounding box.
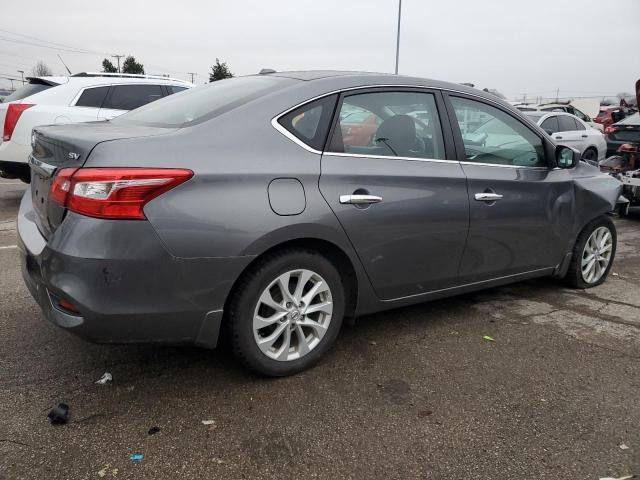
[595,107,628,129]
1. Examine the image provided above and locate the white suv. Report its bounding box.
[0,72,193,182]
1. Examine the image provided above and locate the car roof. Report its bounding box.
[524,110,581,125]
[26,74,193,87]
[259,70,504,104]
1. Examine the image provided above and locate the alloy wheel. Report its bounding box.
[581,226,613,284]
[252,269,333,361]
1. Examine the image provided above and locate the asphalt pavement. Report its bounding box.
[0,178,639,479]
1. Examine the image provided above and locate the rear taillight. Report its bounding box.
[50,168,193,220]
[604,126,616,135]
[2,103,34,141]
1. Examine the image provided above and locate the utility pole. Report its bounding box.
[9,78,14,90]
[17,70,24,85]
[111,54,125,73]
[556,88,559,102]
[394,0,402,74]
[187,72,197,83]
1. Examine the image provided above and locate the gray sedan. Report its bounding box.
[18,71,621,376]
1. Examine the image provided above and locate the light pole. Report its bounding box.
[17,70,24,85]
[187,72,197,83]
[394,0,402,74]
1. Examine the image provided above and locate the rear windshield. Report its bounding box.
[112,76,295,128]
[3,82,56,102]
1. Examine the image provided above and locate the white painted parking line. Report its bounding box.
[0,245,18,250]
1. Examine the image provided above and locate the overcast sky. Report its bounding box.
[1,0,638,100]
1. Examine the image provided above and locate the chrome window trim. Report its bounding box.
[323,152,457,165]
[271,83,549,170]
[271,117,323,154]
[460,161,549,170]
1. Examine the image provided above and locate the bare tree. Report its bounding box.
[32,61,52,76]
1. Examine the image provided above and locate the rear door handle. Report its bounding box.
[474,193,503,202]
[555,136,563,140]
[581,134,588,138]
[340,194,383,205]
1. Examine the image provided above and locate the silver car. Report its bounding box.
[18,71,621,376]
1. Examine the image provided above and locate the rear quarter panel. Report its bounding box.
[84,92,358,261]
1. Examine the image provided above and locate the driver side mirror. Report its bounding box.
[544,129,554,136]
[556,145,579,169]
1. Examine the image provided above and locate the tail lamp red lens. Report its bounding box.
[3,103,34,141]
[50,168,193,220]
[604,126,616,135]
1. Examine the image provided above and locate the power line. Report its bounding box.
[0,36,108,55]
[0,28,108,54]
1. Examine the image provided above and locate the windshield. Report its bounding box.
[112,75,295,128]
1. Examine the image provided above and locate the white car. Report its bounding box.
[524,111,607,163]
[0,73,193,182]
[515,102,604,132]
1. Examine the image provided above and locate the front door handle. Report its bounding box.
[555,136,563,140]
[340,194,383,205]
[474,192,503,202]
[581,134,588,138]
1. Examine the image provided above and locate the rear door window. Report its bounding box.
[103,84,164,111]
[75,86,109,108]
[540,116,560,134]
[558,115,577,132]
[327,90,446,160]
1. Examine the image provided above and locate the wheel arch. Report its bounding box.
[224,236,361,325]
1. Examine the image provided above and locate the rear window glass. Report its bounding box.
[103,84,163,111]
[112,76,295,128]
[75,86,109,108]
[4,82,55,102]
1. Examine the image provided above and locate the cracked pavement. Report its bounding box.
[0,178,639,479]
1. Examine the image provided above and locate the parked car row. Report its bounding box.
[0,72,193,182]
[18,71,621,376]
[514,101,603,131]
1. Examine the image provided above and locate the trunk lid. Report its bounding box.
[30,121,175,238]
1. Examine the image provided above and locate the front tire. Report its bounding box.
[565,216,616,288]
[581,147,598,164]
[228,249,345,376]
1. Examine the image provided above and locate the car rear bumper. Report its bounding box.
[17,189,253,348]
[0,140,30,164]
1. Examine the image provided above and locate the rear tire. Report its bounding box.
[228,249,345,376]
[565,215,616,288]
